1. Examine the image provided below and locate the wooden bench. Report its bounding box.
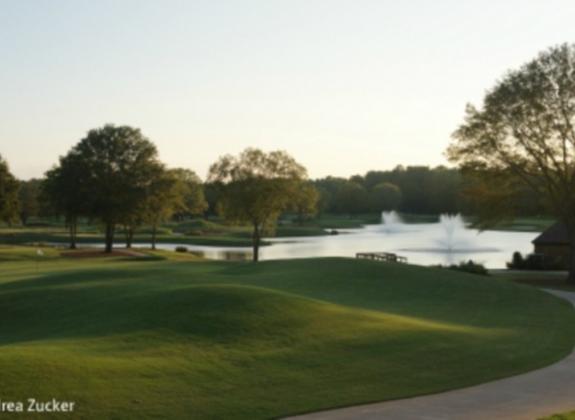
[356,252,407,263]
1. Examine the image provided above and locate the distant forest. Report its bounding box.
[14,165,546,225]
[309,166,545,217]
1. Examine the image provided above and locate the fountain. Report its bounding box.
[396,213,499,258]
[437,214,466,251]
[380,211,405,233]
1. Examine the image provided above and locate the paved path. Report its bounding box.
[286,289,575,420]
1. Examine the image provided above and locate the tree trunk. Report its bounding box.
[125,225,134,249]
[151,223,157,250]
[69,216,77,250]
[104,223,115,253]
[252,223,260,262]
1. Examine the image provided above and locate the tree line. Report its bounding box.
[1,43,571,268]
[0,125,317,260]
[311,166,544,217]
[1,133,548,247]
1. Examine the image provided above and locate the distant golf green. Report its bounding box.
[0,246,573,419]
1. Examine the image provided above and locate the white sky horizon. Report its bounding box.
[2,0,575,181]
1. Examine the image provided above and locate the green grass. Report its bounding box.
[493,270,575,292]
[0,229,259,247]
[310,213,381,229]
[482,216,554,232]
[0,246,574,419]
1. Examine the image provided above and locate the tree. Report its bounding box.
[0,155,19,225]
[333,181,369,216]
[291,182,319,225]
[42,155,88,249]
[203,181,224,219]
[142,168,186,250]
[170,168,208,220]
[208,148,307,262]
[312,177,348,214]
[447,43,575,283]
[64,125,162,252]
[18,179,41,225]
[370,182,402,212]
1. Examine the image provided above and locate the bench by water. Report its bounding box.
[356,252,408,263]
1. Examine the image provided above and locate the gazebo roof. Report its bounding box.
[532,222,569,246]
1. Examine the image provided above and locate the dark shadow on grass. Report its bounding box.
[0,283,314,346]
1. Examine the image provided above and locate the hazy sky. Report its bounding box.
[2,1,575,180]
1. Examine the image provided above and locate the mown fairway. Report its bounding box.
[0,246,574,419]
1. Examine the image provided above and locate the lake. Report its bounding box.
[151,216,538,268]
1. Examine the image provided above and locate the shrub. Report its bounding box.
[450,260,489,276]
[175,246,188,253]
[507,251,564,270]
[433,260,489,276]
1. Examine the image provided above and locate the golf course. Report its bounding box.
[1,246,573,419]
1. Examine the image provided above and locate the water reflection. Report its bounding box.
[153,221,537,269]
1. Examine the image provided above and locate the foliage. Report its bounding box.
[170,168,208,218]
[507,251,564,271]
[0,155,19,225]
[451,260,489,276]
[315,166,471,216]
[291,181,319,224]
[42,153,89,248]
[140,167,186,249]
[17,178,41,225]
[370,182,402,211]
[434,260,489,275]
[61,124,162,252]
[333,180,369,216]
[447,44,575,281]
[208,148,307,261]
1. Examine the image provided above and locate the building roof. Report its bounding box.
[532,222,570,246]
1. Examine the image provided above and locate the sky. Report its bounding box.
[2,0,575,180]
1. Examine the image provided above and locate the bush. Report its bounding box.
[450,260,489,275]
[433,260,489,276]
[507,251,564,270]
[175,246,188,253]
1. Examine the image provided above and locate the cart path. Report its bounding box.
[286,289,575,420]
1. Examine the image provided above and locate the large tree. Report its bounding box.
[0,155,19,225]
[370,182,402,212]
[142,167,186,250]
[18,179,41,225]
[42,154,88,249]
[291,181,319,225]
[333,181,369,217]
[65,125,162,252]
[447,43,575,282]
[170,168,208,220]
[208,148,307,261]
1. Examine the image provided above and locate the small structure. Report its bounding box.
[532,223,570,268]
[356,252,407,263]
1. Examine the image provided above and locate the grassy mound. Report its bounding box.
[0,250,573,419]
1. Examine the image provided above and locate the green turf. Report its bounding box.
[0,230,260,248]
[479,216,554,232]
[0,247,574,419]
[493,270,575,292]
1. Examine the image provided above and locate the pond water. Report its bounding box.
[151,213,538,268]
